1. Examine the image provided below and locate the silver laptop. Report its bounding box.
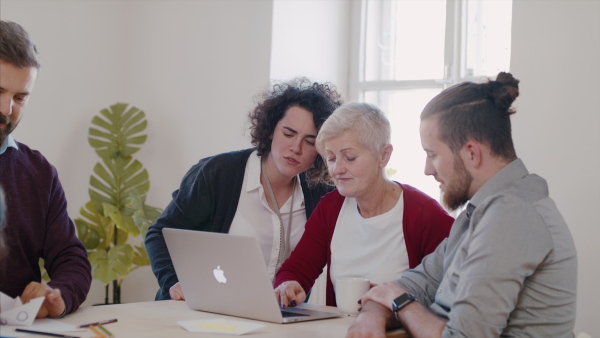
[163,228,342,324]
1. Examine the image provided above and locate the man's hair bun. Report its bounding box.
[486,72,520,114]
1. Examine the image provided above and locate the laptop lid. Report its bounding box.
[162,228,342,324]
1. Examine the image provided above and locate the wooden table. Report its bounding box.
[4,300,407,338]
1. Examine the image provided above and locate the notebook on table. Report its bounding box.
[162,228,343,324]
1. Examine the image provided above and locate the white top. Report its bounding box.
[330,193,409,291]
[228,151,307,281]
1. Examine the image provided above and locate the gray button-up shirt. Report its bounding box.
[398,159,577,337]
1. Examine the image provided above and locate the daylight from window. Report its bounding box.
[359,0,512,203]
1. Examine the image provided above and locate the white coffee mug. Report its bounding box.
[335,277,370,316]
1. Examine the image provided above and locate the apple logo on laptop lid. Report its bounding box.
[213,266,227,283]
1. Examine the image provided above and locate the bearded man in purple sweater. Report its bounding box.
[0,20,91,318]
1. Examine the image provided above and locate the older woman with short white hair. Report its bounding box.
[274,102,454,308]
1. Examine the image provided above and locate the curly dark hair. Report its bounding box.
[248,77,343,186]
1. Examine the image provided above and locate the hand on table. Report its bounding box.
[346,301,389,338]
[20,282,66,318]
[274,281,306,308]
[169,282,185,300]
[359,281,406,311]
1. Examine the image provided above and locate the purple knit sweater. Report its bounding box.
[0,141,91,314]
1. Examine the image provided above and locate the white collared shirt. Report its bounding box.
[0,135,19,155]
[228,151,307,281]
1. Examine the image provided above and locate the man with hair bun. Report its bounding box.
[347,72,577,337]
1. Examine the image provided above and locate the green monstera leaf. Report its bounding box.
[102,202,140,237]
[129,190,162,240]
[74,201,105,250]
[76,103,162,303]
[39,258,50,282]
[89,156,150,212]
[89,244,134,285]
[132,245,150,267]
[88,103,147,159]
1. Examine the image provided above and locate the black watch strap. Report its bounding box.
[392,293,416,322]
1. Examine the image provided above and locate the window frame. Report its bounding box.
[349,0,499,102]
[348,0,511,209]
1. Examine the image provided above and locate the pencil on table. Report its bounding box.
[97,324,114,338]
[88,325,106,338]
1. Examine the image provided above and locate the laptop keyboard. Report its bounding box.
[281,310,310,318]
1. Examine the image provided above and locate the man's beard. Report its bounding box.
[0,115,15,145]
[442,155,473,211]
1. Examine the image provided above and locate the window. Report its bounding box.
[350,0,513,202]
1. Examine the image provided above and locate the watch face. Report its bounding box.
[393,293,415,312]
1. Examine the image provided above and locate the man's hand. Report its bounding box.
[360,281,406,311]
[20,282,66,318]
[169,282,185,300]
[346,300,392,338]
[274,281,306,308]
[361,282,447,338]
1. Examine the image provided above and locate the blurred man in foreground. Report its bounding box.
[0,20,91,318]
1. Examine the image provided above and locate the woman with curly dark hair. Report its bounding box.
[145,78,343,301]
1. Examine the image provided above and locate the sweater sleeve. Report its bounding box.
[0,145,91,314]
[145,150,249,300]
[274,191,343,294]
[44,167,92,314]
[401,184,454,269]
[145,159,216,300]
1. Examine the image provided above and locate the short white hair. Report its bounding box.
[316,102,391,157]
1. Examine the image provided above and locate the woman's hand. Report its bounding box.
[274,281,306,308]
[169,282,185,300]
[21,282,66,318]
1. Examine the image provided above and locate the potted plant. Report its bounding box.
[74,103,162,304]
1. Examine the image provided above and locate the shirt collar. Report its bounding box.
[0,135,18,155]
[469,158,529,208]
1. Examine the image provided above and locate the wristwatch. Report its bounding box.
[392,293,416,322]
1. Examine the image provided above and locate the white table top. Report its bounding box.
[2,300,407,338]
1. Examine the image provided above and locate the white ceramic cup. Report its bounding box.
[335,277,370,316]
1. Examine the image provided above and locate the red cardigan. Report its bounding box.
[274,183,454,306]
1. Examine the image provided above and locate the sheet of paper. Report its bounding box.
[0,318,85,337]
[178,318,265,335]
[0,292,44,326]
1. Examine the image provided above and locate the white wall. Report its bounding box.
[1,0,273,305]
[510,0,600,335]
[271,0,350,96]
